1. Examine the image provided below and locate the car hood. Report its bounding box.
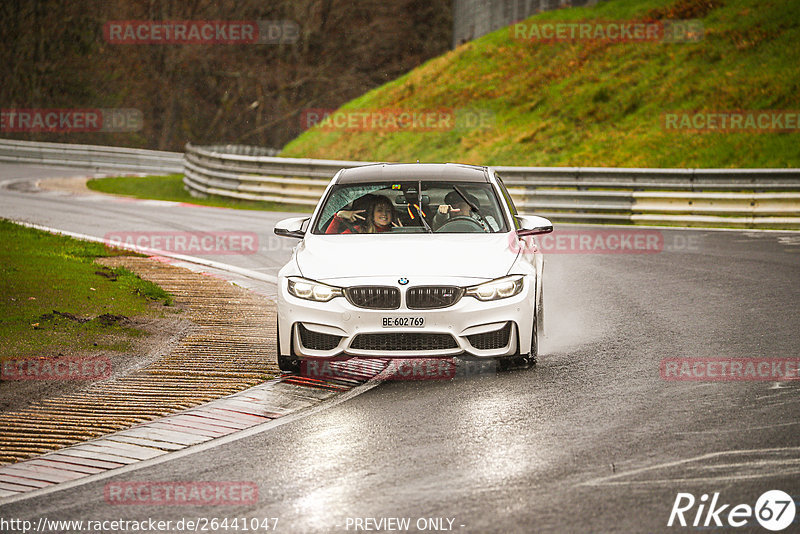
[296,233,518,282]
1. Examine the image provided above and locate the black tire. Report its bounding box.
[278,354,300,373]
[277,321,301,373]
[526,320,538,367]
[536,264,545,339]
[495,322,536,370]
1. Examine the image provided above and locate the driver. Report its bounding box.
[433,190,484,230]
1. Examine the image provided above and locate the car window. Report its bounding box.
[317,184,388,225]
[312,181,508,234]
[495,174,520,230]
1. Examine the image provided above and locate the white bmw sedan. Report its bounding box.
[273,163,552,372]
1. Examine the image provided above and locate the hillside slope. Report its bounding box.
[282,0,800,168]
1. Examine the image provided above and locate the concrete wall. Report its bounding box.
[452,0,599,47]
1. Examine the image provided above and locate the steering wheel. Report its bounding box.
[435,216,485,233]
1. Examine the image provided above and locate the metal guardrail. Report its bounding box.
[494,166,800,191]
[1,139,798,228]
[0,138,182,174]
[184,143,800,229]
[183,143,360,206]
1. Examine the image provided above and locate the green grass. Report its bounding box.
[281,0,800,168]
[87,174,313,212]
[0,219,173,359]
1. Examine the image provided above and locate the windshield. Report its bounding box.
[312,181,508,235]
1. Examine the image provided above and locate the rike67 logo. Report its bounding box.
[668,490,796,531]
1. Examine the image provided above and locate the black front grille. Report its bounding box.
[351,332,458,351]
[406,286,464,309]
[298,324,342,351]
[346,286,400,309]
[467,323,512,350]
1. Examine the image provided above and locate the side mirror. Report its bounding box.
[516,215,553,237]
[274,217,310,239]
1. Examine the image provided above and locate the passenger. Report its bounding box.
[360,195,401,233]
[325,194,374,234]
[327,194,400,234]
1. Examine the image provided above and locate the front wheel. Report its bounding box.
[526,320,538,366]
[278,354,300,373]
[495,322,537,370]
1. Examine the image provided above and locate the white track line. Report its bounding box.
[8,220,277,284]
[579,446,800,487]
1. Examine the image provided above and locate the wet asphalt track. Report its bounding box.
[1,163,799,532]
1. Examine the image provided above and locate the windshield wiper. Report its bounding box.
[453,185,488,230]
[416,205,433,233]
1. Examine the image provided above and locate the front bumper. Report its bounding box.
[277,275,536,359]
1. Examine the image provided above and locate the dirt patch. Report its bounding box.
[94,269,118,281]
[0,311,194,414]
[95,313,128,326]
[37,310,91,324]
[36,176,93,194]
[32,309,130,327]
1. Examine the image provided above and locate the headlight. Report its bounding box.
[465,275,524,301]
[287,277,343,302]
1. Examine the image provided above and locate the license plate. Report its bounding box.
[382,317,425,328]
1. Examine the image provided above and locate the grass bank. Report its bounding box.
[86,174,312,212]
[0,219,173,359]
[282,0,800,168]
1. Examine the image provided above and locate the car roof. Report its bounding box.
[335,163,490,184]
